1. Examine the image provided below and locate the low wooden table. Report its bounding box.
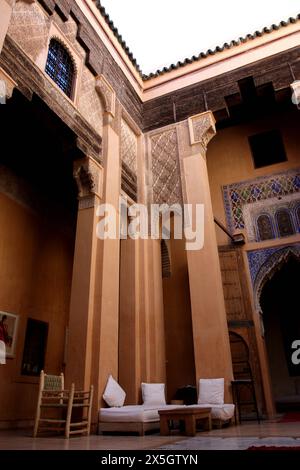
[158,407,212,437]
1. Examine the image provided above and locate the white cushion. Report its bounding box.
[198,378,224,405]
[103,375,126,407]
[141,383,166,406]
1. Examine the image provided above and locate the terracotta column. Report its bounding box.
[66,156,103,391]
[118,231,140,404]
[91,76,121,409]
[67,89,121,424]
[179,112,233,401]
[119,217,166,402]
[253,310,276,418]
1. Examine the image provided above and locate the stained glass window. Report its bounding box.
[45,39,75,98]
[257,214,274,241]
[276,210,295,237]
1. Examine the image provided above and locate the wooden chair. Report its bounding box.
[33,370,94,438]
[66,385,94,437]
[33,370,74,438]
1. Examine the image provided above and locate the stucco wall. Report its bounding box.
[0,191,74,426]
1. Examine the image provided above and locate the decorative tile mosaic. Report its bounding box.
[243,194,300,242]
[247,243,300,285]
[247,247,284,285]
[248,244,300,312]
[223,168,300,231]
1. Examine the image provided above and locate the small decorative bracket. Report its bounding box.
[0,67,17,103]
[73,156,103,208]
[95,74,116,118]
[188,111,216,149]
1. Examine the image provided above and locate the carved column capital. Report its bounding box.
[291,80,300,109]
[73,156,103,209]
[188,111,216,150]
[0,67,17,102]
[95,74,116,118]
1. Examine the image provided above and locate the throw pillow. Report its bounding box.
[103,375,126,407]
[141,382,166,406]
[198,378,224,405]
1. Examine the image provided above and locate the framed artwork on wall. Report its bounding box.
[0,311,19,359]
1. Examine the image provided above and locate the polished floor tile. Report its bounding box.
[1,421,300,450]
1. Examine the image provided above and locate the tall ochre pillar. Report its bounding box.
[179,112,233,401]
[67,75,121,425]
[66,155,104,393]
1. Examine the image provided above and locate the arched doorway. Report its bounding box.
[260,255,300,411]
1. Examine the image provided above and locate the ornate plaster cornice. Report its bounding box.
[291,80,300,108]
[188,111,216,151]
[73,156,103,209]
[0,67,17,101]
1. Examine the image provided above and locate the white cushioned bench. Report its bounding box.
[98,403,235,435]
[98,404,182,436]
[98,377,235,435]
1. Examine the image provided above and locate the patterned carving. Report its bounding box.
[95,74,116,117]
[78,68,103,136]
[248,247,283,285]
[247,244,300,310]
[243,193,300,242]
[150,128,182,205]
[0,67,17,100]
[256,214,274,241]
[223,168,300,231]
[121,119,137,173]
[188,111,216,148]
[8,1,49,63]
[120,119,138,201]
[73,157,103,206]
[276,209,295,237]
[291,80,300,108]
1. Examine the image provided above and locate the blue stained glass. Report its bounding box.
[45,39,74,98]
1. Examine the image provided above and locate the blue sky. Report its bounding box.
[100,0,300,74]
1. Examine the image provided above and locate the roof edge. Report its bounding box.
[94,0,143,76]
[143,14,300,80]
[94,3,300,81]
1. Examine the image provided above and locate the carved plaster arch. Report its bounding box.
[253,245,300,315]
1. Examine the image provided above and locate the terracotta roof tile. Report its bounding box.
[95,2,300,81]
